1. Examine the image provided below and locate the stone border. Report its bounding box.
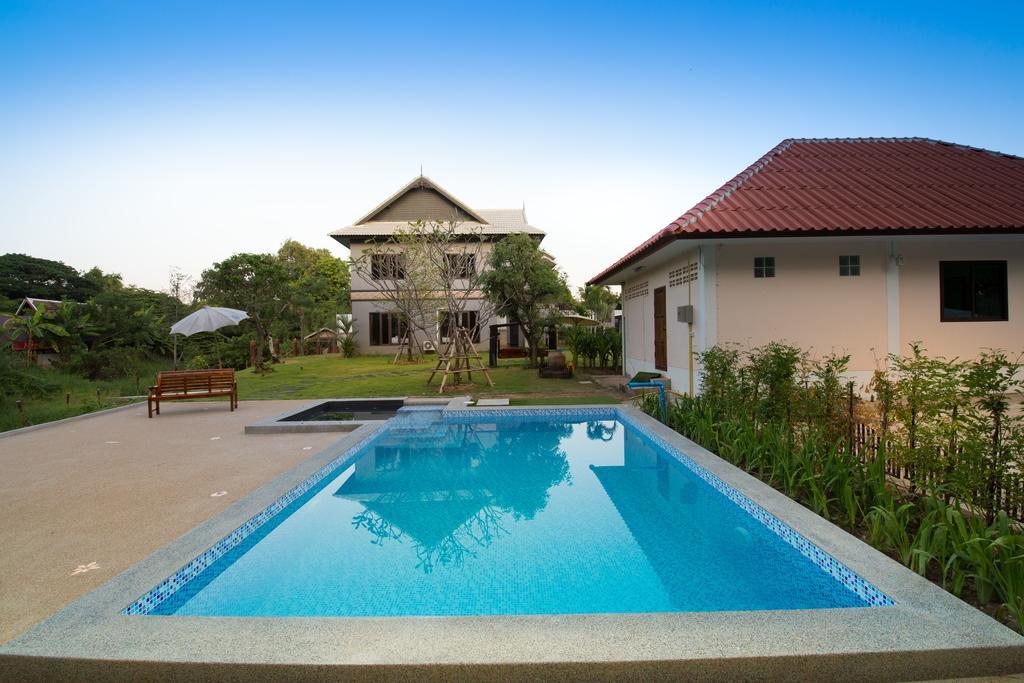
[0,400,141,439]
[244,397,450,434]
[2,405,1023,681]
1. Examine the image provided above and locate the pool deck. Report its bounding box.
[0,400,345,645]
[2,402,1024,681]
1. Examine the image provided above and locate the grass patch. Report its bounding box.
[508,396,620,406]
[0,353,622,432]
[236,354,619,402]
[0,360,165,432]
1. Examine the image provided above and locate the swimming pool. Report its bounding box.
[126,407,890,617]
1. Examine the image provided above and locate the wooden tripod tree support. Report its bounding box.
[427,327,495,393]
[392,330,421,364]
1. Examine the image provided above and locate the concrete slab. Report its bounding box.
[0,400,343,644]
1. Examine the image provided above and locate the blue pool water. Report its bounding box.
[146,411,879,616]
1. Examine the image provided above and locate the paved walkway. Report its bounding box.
[0,400,343,643]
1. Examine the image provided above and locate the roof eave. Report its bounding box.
[588,225,1024,285]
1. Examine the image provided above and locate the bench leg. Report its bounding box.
[148,396,153,418]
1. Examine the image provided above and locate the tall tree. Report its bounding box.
[481,233,568,367]
[194,253,289,371]
[277,239,350,339]
[81,266,125,293]
[0,253,99,302]
[580,285,618,323]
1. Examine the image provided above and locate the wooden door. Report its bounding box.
[653,286,667,371]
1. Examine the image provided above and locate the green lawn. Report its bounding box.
[0,354,620,432]
[0,362,160,433]
[236,354,621,403]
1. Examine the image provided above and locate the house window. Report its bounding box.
[839,255,860,276]
[370,254,406,280]
[439,310,480,343]
[754,256,775,278]
[368,312,406,345]
[445,253,476,279]
[940,261,1008,322]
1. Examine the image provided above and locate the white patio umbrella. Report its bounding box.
[170,306,250,368]
[556,313,600,327]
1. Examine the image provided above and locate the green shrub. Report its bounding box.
[639,341,1024,632]
[341,333,357,358]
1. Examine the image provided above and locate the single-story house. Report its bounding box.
[589,137,1024,393]
[304,327,339,355]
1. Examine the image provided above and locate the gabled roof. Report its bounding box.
[14,298,63,316]
[354,175,488,225]
[330,176,545,247]
[303,327,339,340]
[589,137,1024,284]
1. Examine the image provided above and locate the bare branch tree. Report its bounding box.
[351,220,503,364]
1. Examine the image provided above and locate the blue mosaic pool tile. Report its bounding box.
[122,427,389,615]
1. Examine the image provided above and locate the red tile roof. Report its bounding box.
[589,137,1024,284]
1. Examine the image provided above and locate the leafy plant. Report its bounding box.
[638,341,1024,632]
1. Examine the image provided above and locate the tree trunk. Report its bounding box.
[252,319,268,372]
[526,328,540,368]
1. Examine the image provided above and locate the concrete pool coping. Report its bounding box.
[2,403,1023,681]
[243,396,450,434]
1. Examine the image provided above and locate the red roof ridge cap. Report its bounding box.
[669,138,796,234]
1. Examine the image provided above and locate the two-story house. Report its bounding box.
[330,176,547,354]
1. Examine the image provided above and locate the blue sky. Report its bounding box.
[1,1,1022,291]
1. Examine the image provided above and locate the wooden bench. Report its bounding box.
[148,369,238,418]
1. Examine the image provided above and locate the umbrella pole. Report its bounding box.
[172,335,178,370]
[215,333,222,369]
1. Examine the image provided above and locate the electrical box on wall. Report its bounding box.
[677,305,694,323]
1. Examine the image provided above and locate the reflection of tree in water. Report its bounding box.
[586,420,618,442]
[340,420,572,572]
[351,509,402,547]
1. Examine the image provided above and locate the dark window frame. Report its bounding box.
[438,310,480,343]
[370,253,406,280]
[754,256,775,278]
[368,311,406,345]
[839,255,860,277]
[939,260,1009,323]
[444,253,476,279]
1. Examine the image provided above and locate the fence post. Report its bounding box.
[16,400,30,427]
[847,381,855,457]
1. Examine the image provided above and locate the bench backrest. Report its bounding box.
[156,369,235,393]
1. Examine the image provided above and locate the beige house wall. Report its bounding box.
[348,241,496,293]
[621,247,703,394]
[715,240,890,381]
[617,235,1023,394]
[897,236,1024,360]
